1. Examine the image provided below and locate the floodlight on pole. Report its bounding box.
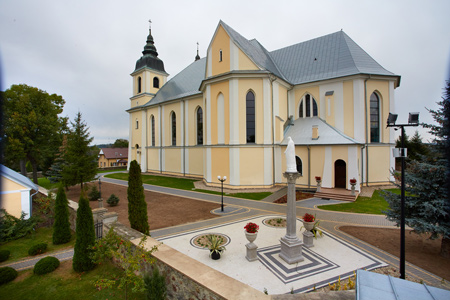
[386,111,419,280]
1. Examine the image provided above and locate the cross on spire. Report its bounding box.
[148,19,152,30]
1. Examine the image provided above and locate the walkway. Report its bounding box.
[100,175,446,289]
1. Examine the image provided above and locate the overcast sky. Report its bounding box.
[1,0,449,145]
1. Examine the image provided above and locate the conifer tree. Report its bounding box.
[127,160,149,235]
[52,185,71,245]
[73,195,96,272]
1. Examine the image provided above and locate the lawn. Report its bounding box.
[0,227,76,264]
[0,260,145,300]
[105,173,272,200]
[319,189,398,215]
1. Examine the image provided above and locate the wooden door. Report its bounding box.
[334,160,346,188]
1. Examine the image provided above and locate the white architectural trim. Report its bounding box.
[158,106,162,146]
[141,110,147,172]
[389,81,396,144]
[185,100,189,146]
[217,93,225,144]
[229,148,240,186]
[323,147,332,188]
[264,147,272,185]
[207,48,212,77]
[353,79,365,142]
[230,41,239,70]
[348,146,359,191]
[206,86,212,145]
[229,79,239,144]
[21,189,31,219]
[180,101,185,173]
[274,147,282,183]
[263,78,271,144]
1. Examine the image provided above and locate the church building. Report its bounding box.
[127,21,399,191]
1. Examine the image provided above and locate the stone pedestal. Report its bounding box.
[246,243,258,261]
[303,231,314,248]
[280,172,304,264]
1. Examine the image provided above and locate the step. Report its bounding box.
[314,191,357,202]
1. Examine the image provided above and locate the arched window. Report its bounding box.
[150,115,155,146]
[196,107,203,145]
[299,94,318,118]
[135,119,139,129]
[153,77,159,88]
[296,156,302,174]
[219,49,223,62]
[137,76,142,93]
[370,92,380,143]
[246,91,255,143]
[171,111,176,146]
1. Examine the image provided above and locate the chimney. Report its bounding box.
[312,125,319,140]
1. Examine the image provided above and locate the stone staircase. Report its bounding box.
[313,187,358,202]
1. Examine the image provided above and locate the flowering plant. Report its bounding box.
[350,178,357,184]
[244,222,259,233]
[315,176,321,181]
[303,213,315,222]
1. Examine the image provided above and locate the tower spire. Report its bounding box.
[195,42,200,61]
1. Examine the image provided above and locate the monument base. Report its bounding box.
[303,231,314,248]
[279,236,304,264]
[246,243,258,262]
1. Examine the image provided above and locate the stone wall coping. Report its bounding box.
[134,236,271,300]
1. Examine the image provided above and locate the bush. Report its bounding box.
[145,267,166,300]
[0,250,10,262]
[33,256,60,275]
[88,185,100,201]
[53,186,72,245]
[28,243,48,256]
[107,194,120,206]
[0,209,39,243]
[0,267,18,285]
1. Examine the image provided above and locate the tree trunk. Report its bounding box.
[31,160,38,184]
[441,237,450,258]
[20,159,27,176]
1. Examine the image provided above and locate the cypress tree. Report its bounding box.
[127,160,149,235]
[52,185,71,245]
[72,195,96,272]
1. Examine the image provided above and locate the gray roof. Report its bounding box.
[0,164,38,191]
[144,58,206,107]
[281,117,361,145]
[271,30,397,85]
[141,22,398,108]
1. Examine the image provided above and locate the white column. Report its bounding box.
[206,85,212,145]
[229,79,239,144]
[263,78,271,144]
[348,146,359,191]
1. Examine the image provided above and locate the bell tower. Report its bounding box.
[130,20,168,108]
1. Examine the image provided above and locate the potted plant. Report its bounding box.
[205,234,226,260]
[315,176,322,192]
[244,222,259,244]
[302,213,315,231]
[349,178,357,195]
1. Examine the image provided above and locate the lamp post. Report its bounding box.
[217,176,227,212]
[98,177,103,208]
[386,112,419,280]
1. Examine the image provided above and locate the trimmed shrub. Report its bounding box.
[128,160,149,235]
[33,256,60,275]
[107,194,120,206]
[0,267,18,285]
[0,250,10,262]
[53,185,72,245]
[145,267,166,300]
[88,185,100,201]
[72,195,96,272]
[28,243,48,256]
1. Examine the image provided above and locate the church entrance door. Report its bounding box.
[334,159,346,188]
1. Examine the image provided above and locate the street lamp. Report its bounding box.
[386,112,419,280]
[217,176,227,212]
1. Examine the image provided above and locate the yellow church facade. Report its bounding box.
[127,21,399,191]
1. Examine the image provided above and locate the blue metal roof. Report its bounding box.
[356,270,450,300]
[0,164,38,191]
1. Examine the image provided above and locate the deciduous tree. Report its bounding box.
[2,84,67,183]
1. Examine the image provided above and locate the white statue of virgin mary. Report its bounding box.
[285,136,297,173]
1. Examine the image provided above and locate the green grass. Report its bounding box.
[105,173,272,200]
[319,189,399,215]
[0,227,76,264]
[0,260,145,300]
[37,177,59,190]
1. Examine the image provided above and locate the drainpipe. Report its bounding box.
[159,104,163,173]
[361,145,365,184]
[269,75,276,186]
[364,76,371,186]
[307,145,311,188]
[30,189,39,218]
[182,99,186,176]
